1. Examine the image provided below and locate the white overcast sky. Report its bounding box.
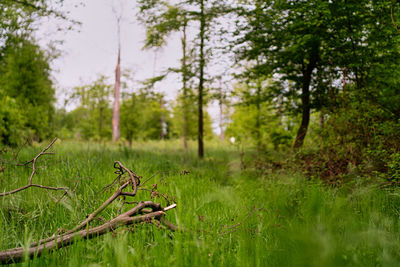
[36,0,233,133]
[38,0,182,105]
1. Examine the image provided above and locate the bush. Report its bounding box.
[296,89,399,183]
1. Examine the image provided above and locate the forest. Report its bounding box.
[0,0,400,266]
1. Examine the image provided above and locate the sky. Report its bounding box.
[38,0,182,104]
[36,0,227,133]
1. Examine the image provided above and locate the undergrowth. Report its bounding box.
[0,140,399,266]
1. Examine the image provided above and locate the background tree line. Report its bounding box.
[0,0,399,181]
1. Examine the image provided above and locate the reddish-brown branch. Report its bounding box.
[30,162,175,248]
[391,2,400,35]
[0,157,179,264]
[0,138,70,197]
[0,209,175,264]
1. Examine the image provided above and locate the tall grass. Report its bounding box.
[0,140,400,266]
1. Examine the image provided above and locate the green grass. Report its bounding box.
[1,139,400,266]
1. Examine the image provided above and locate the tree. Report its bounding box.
[138,0,229,158]
[226,79,293,150]
[112,2,123,142]
[138,1,193,150]
[235,0,327,149]
[0,0,76,145]
[0,96,27,146]
[213,77,229,140]
[0,0,76,48]
[235,0,400,149]
[70,76,112,141]
[120,94,139,145]
[120,90,170,143]
[0,37,55,143]
[112,24,121,142]
[170,93,213,141]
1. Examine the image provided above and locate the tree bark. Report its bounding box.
[293,43,319,149]
[112,20,121,142]
[256,79,262,151]
[0,210,169,264]
[160,97,166,139]
[181,19,188,150]
[218,78,224,141]
[219,98,224,141]
[198,0,205,158]
[99,106,103,140]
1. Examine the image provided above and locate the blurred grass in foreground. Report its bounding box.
[0,139,399,266]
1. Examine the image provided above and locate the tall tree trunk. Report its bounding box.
[112,26,121,142]
[198,0,205,158]
[160,97,166,139]
[181,19,188,150]
[277,95,283,126]
[99,106,103,140]
[219,98,224,141]
[293,44,319,149]
[256,78,261,151]
[218,78,224,141]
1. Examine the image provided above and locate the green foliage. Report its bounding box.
[226,81,295,150]
[0,0,58,41]
[137,1,184,48]
[388,153,400,181]
[67,76,112,141]
[0,96,28,145]
[2,141,400,266]
[296,86,400,181]
[0,37,55,145]
[235,0,400,148]
[120,91,170,142]
[0,0,74,146]
[52,108,76,140]
[226,103,294,150]
[170,94,213,140]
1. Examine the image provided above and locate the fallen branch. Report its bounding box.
[0,205,176,264]
[0,138,69,197]
[0,160,179,264]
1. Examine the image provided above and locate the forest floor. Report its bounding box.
[1,140,400,266]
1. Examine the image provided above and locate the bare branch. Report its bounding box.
[0,138,69,197]
[0,157,180,264]
[391,1,400,35]
[0,209,175,264]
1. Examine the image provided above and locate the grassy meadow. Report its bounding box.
[1,140,400,266]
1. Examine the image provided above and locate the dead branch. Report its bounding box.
[0,138,69,197]
[0,206,176,264]
[0,160,179,264]
[391,1,400,35]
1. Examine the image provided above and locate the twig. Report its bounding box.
[139,171,160,187]
[11,139,29,161]
[391,1,400,35]
[0,159,180,264]
[54,176,84,204]
[0,138,69,197]
[30,161,176,248]
[0,209,174,264]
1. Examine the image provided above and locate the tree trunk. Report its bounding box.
[112,45,121,142]
[219,98,224,141]
[218,78,224,141]
[181,19,188,150]
[198,0,205,158]
[293,44,319,149]
[256,79,262,151]
[160,97,166,139]
[99,106,103,141]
